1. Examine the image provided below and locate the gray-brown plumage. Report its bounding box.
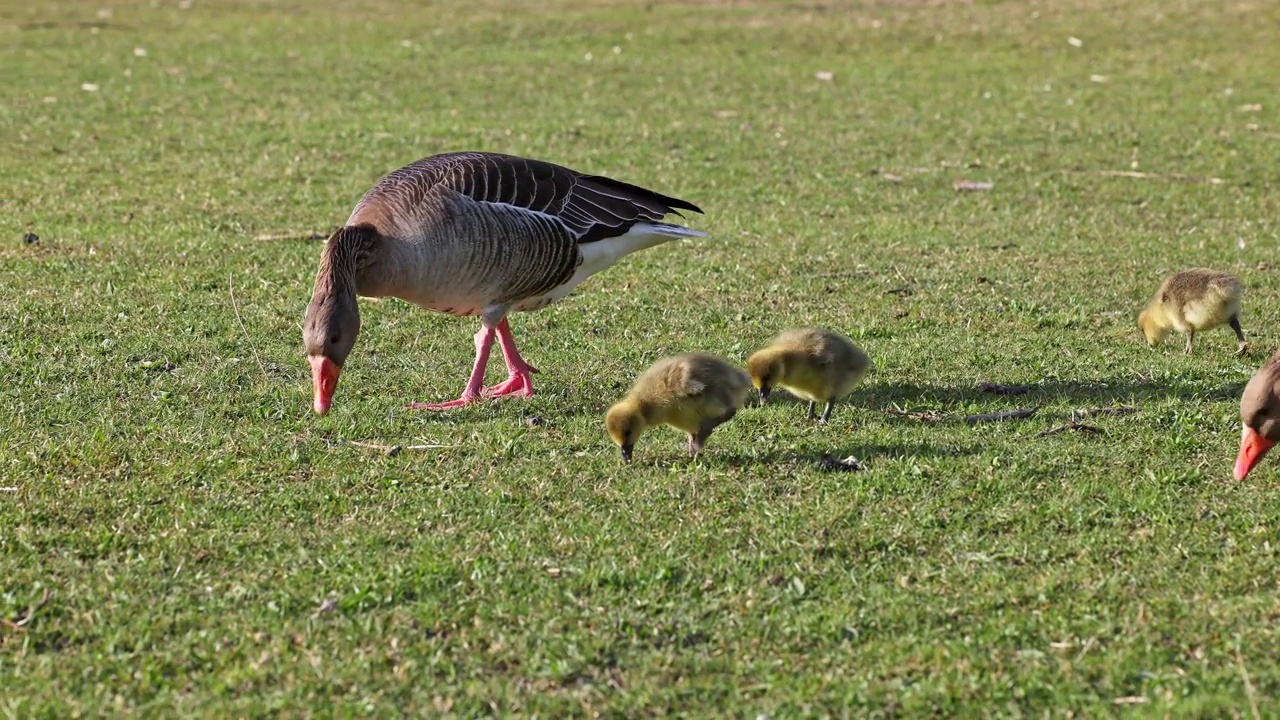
[1233,351,1280,479]
[605,353,753,462]
[747,327,873,423]
[302,152,705,415]
[1236,350,1280,480]
[1137,268,1246,355]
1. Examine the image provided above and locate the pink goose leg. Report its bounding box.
[482,317,539,399]
[408,323,496,411]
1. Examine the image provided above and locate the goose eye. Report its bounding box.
[329,334,341,345]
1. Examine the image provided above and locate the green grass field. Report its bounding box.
[5,0,1280,715]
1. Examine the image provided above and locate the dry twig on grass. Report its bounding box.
[228,273,270,383]
[884,406,943,422]
[3,588,51,630]
[1070,169,1226,185]
[1036,421,1103,438]
[1237,648,1263,720]
[348,440,457,457]
[1073,406,1137,419]
[350,440,403,457]
[964,407,1039,425]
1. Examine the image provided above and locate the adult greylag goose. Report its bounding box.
[1235,351,1280,480]
[303,151,705,414]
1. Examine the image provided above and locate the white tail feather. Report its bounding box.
[512,222,706,311]
[577,223,706,279]
[642,221,709,239]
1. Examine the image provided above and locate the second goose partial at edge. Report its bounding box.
[1237,351,1280,480]
[302,151,706,414]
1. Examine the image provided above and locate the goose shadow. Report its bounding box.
[612,441,979,471]
[710,441,980,468]
[856,375,1246,421]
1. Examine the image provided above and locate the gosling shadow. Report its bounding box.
[861,374,1246,422]
[707,441,980,469]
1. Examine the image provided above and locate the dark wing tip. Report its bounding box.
[663,195,704,216]
[657,193,705,217]
[580,173,704,216]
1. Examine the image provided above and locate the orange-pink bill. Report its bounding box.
[309,355,341,415]
[1235,425,1275,480]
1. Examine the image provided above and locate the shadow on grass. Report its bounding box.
[627,441,980,471]
[861,375,1245,418]
[714,442,981,470]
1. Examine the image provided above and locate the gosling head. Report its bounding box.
[605,401,648,462]
[1137,308,1167,348]
[746,350,786,407]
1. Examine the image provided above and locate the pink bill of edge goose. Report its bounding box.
[302,151,705,414]
[1235,351,1280,480]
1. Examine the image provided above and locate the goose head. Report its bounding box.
[1236,353,1280,480]
[746,348,787,406]
[303,290,359,415]
[303,226,373,415]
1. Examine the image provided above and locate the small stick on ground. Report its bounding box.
[349,440,403,457]
[1095,169,1225,185]
[884,406,942,422]
[9,588,52,627]
[1073,406,1137,419]
[1065,168,1226,185]
[228,273,270,383]
[349,441,457,457]
[253,231,329,241]
[965,407,1039,425]
[978,382,1033,395]
[1036,421,1103,437]
[1237,648,1262,720]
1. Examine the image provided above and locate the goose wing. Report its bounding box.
[361,151,702,243]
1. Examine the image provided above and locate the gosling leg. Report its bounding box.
[688,410,736,458]
[1229,315,1249,355]
[819,401,835,425]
